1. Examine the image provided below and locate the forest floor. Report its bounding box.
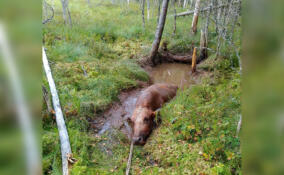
[43,1,241,174]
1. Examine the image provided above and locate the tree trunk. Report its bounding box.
[141,0,145,29]
[43,47,72,175]
[183,0,187,8]
[200,29,208,60]
[192,47,197,73]
[157,0,161,24]
[191,0,200,35]
[173,0,177,35]
[147,0,150,20]
[0,24,41,175]
[60,0,72,26]
[190,0,194,9]
[149,0,170,64]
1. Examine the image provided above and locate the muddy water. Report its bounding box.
[93,84,148,139]
[94,63,195,138]
[149,63,193,88]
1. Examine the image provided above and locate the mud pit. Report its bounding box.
[91,63,203,140]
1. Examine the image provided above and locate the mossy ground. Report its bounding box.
[43,1,241,174]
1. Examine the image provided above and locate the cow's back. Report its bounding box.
[136,84,178,110]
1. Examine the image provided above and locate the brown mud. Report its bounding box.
[91,63,210,141]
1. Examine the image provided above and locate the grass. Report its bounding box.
[43,0,241,174]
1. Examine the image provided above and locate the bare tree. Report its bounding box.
[60,0,72,26]
[149,0,170,63]
[191,0,200,35]
[43,0,54,24]
[173,0,177,35]
[157,0,161,24]
[141,0,146,29]
[147,0,150,20]
[183,0,188,8]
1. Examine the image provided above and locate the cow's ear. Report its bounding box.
[127,117,134,128]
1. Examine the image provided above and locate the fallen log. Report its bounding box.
[176,1,241,17]
[42,47,73,175]
[158,51,193,64]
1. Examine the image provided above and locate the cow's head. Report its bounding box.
[128,107,156,145]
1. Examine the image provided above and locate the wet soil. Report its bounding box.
[90,82,149,139]
[91,63,210,140]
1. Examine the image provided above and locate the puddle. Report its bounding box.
[149,63,194,88]
[92,63,207,140]
[92,84,148,139]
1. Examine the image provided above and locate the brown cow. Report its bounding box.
[128,83,178,145]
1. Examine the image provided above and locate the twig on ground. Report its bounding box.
[42,85,55,115]
[126,141,134,175]
[81,65,88,77]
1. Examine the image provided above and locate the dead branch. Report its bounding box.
[125,141,134,175]
[81,65,88,77]
[42,85,55,115]
[176,1,241,17]
[42,0,54,24]
[43,47,73,175]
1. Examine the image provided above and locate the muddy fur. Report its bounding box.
[129,83,178,145]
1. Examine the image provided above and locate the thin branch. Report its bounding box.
[42,1,54,24]
[175,1,241,17]
[125,141,134,175]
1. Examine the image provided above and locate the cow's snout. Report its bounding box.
[133,136,145,145]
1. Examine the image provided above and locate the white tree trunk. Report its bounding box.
[173,0,177,35]
[147,0,150,20]
[42,47,72,175]
[176,1,241,17]
[149,0,170,63]
[0,23,40,175]
[141,0,145,28]
[157,0,161,24]
[183,0,187,8]
[200,29,208,60]
[60,0,72,26]
[191,0,200,35]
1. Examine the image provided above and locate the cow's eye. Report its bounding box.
[144,118,149,123]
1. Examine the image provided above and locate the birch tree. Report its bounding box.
[157,0,161,24]
[43,48,73,175]
[141,0,146,29]
[173,0,177,35]
[147,0,150,20]
[191,0,200,35]
[149,0,170,63]
[183,0,187,8]
[60,0,72,26]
